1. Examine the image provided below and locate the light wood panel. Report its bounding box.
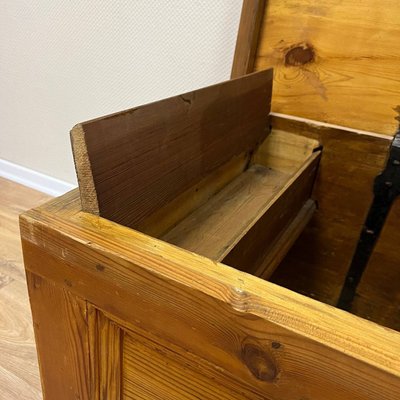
[0,177,49,400]
[249,0,400,135]
[71,69,273,229]
[122,324,267,400]
[26,272,90,400]
[20,191,400,400]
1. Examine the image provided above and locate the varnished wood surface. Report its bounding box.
[251,0,400,135]
[231,0,266,78]
[88,306,122,400]
[122,322,268,400]
[71,69,273,229]
[26,272,90,400]
[0,177,49,400]
[21,190,400,399]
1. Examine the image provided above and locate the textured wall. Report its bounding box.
[0,1,242,184]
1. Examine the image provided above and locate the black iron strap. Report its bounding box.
[337,130,400,310]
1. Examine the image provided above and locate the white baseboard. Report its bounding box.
[0,159,77,197]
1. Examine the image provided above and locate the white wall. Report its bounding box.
[0,0,242,186]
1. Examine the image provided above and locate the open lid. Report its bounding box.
[232,0,400,136]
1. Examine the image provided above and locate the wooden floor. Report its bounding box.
[0,177,50,400]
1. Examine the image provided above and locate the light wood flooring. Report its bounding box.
[0,176,51,399]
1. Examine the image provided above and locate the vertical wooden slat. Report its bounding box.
[88,305,123,400]
[231,0,266,78]
[25,271,90,400]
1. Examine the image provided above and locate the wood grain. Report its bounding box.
[122,324,268,400]
[252,0,400,135]
[161,164,289,260]
[137,153,249,238]
[231,0,266,78]
[20,193,400,399]
[0,177,49,400]
[71,69,273,229]
[26,272,90,400]
[88,306,122,400]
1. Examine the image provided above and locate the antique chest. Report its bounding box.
[20,1,400,399]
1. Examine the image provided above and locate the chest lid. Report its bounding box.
[233,0,400,136]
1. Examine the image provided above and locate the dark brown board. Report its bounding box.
[71,69,273,229]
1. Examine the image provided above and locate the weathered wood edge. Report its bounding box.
[19,194,400,378]
[231,0,267,78]
[70,124,99,215]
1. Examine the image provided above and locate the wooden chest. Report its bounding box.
[20,1,400,399]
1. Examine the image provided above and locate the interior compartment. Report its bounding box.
[156,129,320,278]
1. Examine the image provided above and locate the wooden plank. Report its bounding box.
[251,0,400,135]
[71,69,273,229]
[122,326,266,400]
[20,197,400,400]
[137,153,249,238]
[231,0,266,78]
[88,306,122,400]
[25,272,90,400]
[162,164,289,261]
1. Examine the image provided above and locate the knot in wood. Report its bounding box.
[285,43,315,66]
[242,342,278,382]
